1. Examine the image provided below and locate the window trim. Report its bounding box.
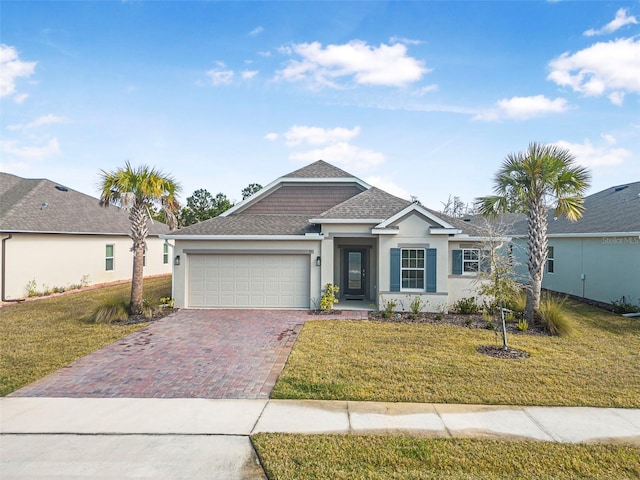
[105,244,114,271]
[462,248,480,273]
[401,248,425,291]
[163,243,169,264]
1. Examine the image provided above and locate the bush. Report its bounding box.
[506,289,527,314]
[452,297,479,314]
[610,298,640,314]
[85,298,129,324]
[320,284,339,312]
[379,296,398,318]
[516,318,528,331]
[539,295,574,337]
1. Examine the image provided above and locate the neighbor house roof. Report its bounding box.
[509,181,640,236]
[0,172,171,235]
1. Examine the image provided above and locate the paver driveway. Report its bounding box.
[10,309,364,399]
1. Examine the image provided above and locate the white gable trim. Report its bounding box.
[374,204,458,230]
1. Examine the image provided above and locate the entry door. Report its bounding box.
[343,248,367,298]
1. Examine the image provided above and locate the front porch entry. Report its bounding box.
[334,239,377,306]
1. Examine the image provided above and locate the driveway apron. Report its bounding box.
[10,309,356,399]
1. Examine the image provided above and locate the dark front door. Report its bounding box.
[343,248,367,299]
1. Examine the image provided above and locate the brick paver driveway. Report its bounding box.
[11,309,364,399]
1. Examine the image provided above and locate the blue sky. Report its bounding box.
[2,1,639,210]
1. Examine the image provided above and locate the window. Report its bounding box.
[105,244,114,271]
[462,249,479,273]
[547,246,554,273]
[163,243,169,264]
[401,249,425,289]
[143,251,146,267]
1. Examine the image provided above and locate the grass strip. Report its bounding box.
[252,434,640,480]
[0,276,171,396]
[272,301,640,407]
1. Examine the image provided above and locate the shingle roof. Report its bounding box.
[0,172,170,235]
[315,187,412,220]
[172,214,320,236]
[282,160,354,178]
[509,181,640,235]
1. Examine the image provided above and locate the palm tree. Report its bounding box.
[99,162,181,315]
[476,142,590,322]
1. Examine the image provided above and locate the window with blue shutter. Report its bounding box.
[390,248,401,292]
[452,249,462,275]
[426,248,436,292]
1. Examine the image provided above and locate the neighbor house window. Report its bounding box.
[401,249,425,289]
[547,246,554,273]
[462,249,479,273]
[143,251,146,267]
[163,244,169,264]
[105,244,114,271]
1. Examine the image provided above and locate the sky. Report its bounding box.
[2,1,639,211]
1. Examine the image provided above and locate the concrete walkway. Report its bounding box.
[2,397,639,478]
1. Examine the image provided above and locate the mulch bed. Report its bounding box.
[476,345,530,359]
[117,308,177,325]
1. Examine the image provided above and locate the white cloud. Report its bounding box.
[411,84,439,96]
[364,176,410,200]
[584,8,638,36]
[264,132,279,141]
[249,26,264,37]
[276,40,428,88]
[241,70,259,80]
[475,95,569,121]
[0,44,36,99]
[0,137,61,160]
[554,137,631,168]
[13,93,29,104]
[284,125,360,146]
[205,62,234,86]
[258,51,272,57]
[7,113,66,131]
[389,36,423,46]
[548,37,640,104]
[290,141,385,170]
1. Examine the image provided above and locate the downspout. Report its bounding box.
[2,234,21,302]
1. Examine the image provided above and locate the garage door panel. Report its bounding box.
[188,254,310,308]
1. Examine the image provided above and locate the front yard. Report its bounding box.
[273,300,640,407]
[0,276,171,396]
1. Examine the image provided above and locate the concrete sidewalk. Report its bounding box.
[2,398,639,479]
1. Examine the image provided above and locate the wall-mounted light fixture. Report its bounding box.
[316,256,321,266]
[174,255,181,266]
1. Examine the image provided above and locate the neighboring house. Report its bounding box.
[510,181,640,306]
[165,160,490,311]
[0,172,172,301]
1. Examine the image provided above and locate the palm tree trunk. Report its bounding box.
[526,196,548,322]
[129,206,149,315]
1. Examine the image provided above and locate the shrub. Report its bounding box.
[85,298,129,324]
[539,295,574,336]
[320,284,339,312]
[516,318,529,331]
[379,296,398,318]
[610,298,640,314]
[506,289,527,314]
[25,279,38,297]
[452,297,479,314]
[408,296,427,315]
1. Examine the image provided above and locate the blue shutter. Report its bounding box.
[390,248,400,292]
[452,249,462,275]
[426,248,437,292]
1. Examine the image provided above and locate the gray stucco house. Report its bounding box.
[0,172,172,301]
[510,181,640,306]
[165,160,487,311]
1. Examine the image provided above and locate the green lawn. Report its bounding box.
[0,276,171,396]
[272,300,640,407]
[252,434,640,480]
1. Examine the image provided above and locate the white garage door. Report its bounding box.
[188,254,310,308]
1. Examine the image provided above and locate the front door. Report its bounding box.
[343,248,367,299]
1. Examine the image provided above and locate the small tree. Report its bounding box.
[475,219,523,349]
[180,189,233,227]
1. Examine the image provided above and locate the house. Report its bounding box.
[165,160,490,311]
[510,181,640,306]
[0,172,172,301]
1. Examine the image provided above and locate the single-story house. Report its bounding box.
[0,172,172,301]
[165,160,490,311]
[510,181,640,306]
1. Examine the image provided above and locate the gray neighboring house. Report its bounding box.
[165,160,488,311]
[510,181,640,306]
[0,172,172,301]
